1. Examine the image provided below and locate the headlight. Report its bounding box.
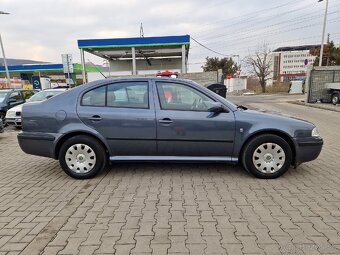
[6,111,15,118]
[311,127,320,137]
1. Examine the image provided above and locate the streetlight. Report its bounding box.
[318,0,329,67]
[0,11,11,87]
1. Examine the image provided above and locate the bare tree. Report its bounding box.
[244,44,272,93]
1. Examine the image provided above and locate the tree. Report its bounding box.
[243,44,272,93]
[202,57,239,78]
[310,41,340,66]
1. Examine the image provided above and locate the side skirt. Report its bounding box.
[109,156,239,164]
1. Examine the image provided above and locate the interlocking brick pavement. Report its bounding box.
[0,100,339,254]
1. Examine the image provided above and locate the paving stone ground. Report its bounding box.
[0,101,339,255]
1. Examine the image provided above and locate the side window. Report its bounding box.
[9,92,23,103]
[22,91,35,100]
[156,82,215,111]
[81,86,106,107]
[107,82,149,109]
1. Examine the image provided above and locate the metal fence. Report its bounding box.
[307,67,340,103]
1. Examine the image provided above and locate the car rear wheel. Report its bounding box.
[242,134,292,179]
[331,93,339,105]
[59,135,107,179]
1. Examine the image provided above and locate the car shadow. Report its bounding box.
[102,162,252,179]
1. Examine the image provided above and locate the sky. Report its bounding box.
[1,0,340,72]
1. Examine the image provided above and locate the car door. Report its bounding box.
[77,81,157,156]
[154,81,235,158]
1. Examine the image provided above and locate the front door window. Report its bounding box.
[156,82,215,111]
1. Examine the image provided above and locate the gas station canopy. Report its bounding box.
[77,35,190,82]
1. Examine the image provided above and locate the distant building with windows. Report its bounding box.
[268,45,320,85]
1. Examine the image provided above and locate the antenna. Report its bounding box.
[140,23,144,37]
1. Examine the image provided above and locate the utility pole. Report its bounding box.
[0,11,11,87]
[318,0,329,67]
[140,23,144,37]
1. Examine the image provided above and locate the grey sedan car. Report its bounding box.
[17,78,323,179]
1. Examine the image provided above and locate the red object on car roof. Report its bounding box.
[156,70,179,78]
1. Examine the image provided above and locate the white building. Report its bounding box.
[224,76,247,92]
[268,45,319,85]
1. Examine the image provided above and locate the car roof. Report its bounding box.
[42,88,67,92]
[0,89,37,92]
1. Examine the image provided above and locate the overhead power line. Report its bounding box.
[194,0,298,35]
[190,36,237,57]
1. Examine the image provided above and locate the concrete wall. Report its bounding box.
[181,70,222,86]
[94,70,222,87]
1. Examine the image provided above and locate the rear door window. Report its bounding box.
[81,86,106,107]
[107,82,149,109]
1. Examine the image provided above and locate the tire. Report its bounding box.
[242,134,292,179]
[331,93,339,105]
[59,135,107,179]
[0,112,6,126]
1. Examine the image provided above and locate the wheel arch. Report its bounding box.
[239,130,296,165]
[54,131,110,160]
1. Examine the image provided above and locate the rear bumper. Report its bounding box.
[17,132,57,158]
[293,136,323,166]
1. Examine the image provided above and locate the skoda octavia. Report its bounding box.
[18,78,323,179]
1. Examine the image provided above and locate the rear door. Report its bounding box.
[77,81,157,156]
[154,81,236,157]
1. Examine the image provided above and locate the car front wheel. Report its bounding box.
[59,135,107,179]
[242,134,292,179]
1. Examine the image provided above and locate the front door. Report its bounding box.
[77,81,156,156]
[154,81,235,158]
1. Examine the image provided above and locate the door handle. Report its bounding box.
[88,115,102,121]
[159,118,173,124]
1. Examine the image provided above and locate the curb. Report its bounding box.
[288,101,340,113]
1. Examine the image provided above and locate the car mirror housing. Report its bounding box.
[208,102,228,113]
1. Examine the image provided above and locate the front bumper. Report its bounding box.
[5,117,22,127]
[17,132,57,158]
[293,136,323,166]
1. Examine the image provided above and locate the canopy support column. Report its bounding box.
[80,48,87,84]
[181,44,187,74]
[132,47,137,75]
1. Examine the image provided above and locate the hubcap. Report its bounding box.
[332,96,338,104]
[252,143,285,173]
[65,144,96,174]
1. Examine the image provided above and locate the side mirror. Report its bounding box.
[208,102,228,113]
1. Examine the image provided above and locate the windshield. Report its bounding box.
[28,90,64,102]
[0,92,9,103]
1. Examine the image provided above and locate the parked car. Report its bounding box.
[18,78,323,179]
[5,88,67,128]
[0,89,37,122]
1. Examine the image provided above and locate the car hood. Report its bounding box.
[246,109,313,124]
[8,104,23,112]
